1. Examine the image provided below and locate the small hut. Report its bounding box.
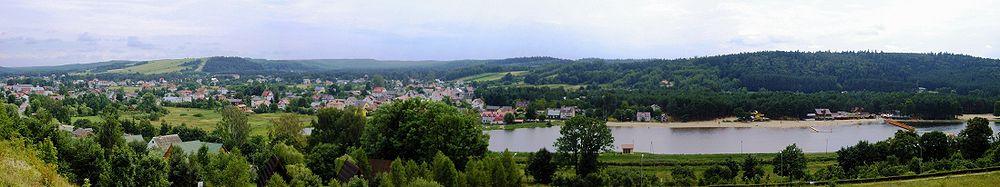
[621,144,635,154]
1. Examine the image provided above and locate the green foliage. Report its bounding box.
[95,110,124,154]
[306,143,344,182]
[555,116,614,176]
[215,106,250,150]
[274,143,305,165]
[669,166,697,186]
[700,165,731,185]
[902,94,962,120]
[167,146,200,187]
[362,98,488,167]
[312,107,365,148]
[772,144,807,179]
[97,145,169,187]
[889,131,921,161]
[602,169,660,186]
[286,164,323,187]
[267,174,289,187]
[920,131,952,160]
[958,117,993,159]
[204,149,255,186]
[0,139,72,186]
[741,154,764,182]
[526,148,556,184]
[269,114,307,149]
[837,141,882,173]
[463,151,523,187]
[430,152,458,186]
[813,165,845,180]
[994,100,1000,116]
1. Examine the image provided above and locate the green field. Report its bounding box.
[71,107,315,135]
[106,58,201,74]
[848,171,1000,187]
[457,71,527,82]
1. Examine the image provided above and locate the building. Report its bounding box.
[162,140,224,158]
[621,144,635,154]
[636,112,652,122]
[546,108,561,119]
[559,106,577,119]
[147,134,183,150]
[481,111,506,124]
[812,109,834,120]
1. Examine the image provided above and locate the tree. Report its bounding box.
[920,131,951,160]
[287,164,323,186]
[312,107,365,148]
[526,148,556,184]
[138,93,163,114]
[902,94,961,120]
[270,114,307,148]
[205,150,255,186]
[362,98,488,167]
[430,152,458,186]
[888,130,920,161]
[772,144,807,179]
[554,116,614,176]
[95,110,124,154]
[701,165,731,185]
[503,113,515,124]
[741,154,764,182]
[670,166,697,186]
[957,117,993,159]
[307,143,344,182]
[216,106,250,150]
[168,146,200,186]
[994,100,1000,116]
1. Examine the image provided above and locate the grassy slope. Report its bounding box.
[72,107,316,136]
[106,58,199,74]
[0,140,72,186]
[848,170,1000,187]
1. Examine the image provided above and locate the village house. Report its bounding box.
[636,112,652,122]
[147,134,183,150]
[546,108,561,119]
[559,106,577,119]
[481,111,506,124]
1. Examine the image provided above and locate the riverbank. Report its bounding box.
[607,118,880,128]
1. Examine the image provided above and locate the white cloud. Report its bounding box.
[0,0,998,66]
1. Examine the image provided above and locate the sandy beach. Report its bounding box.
[606,118,881,128]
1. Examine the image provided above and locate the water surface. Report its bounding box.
[486,122,998,154]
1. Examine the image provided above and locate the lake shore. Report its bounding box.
[606,114,999,128]
[607,118,881,128]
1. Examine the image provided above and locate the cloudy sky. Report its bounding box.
[1,0,998,67]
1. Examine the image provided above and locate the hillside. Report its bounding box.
[5,52,1000,94]
[105,58,203,74]
[465,52,1000,94]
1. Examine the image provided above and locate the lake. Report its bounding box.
[486,121,999,154]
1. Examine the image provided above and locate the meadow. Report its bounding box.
[71,107,316,136]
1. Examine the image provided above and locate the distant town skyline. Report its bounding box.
[2,0,998,67]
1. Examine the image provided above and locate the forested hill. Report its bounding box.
[4,51,999,94]
[464,51,1000,94]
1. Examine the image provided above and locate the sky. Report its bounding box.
[1,0,998,67]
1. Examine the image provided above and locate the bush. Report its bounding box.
[526,148,556,184]
[193,113,204,117]
[668,166,697,186]
[604,169,660,186]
